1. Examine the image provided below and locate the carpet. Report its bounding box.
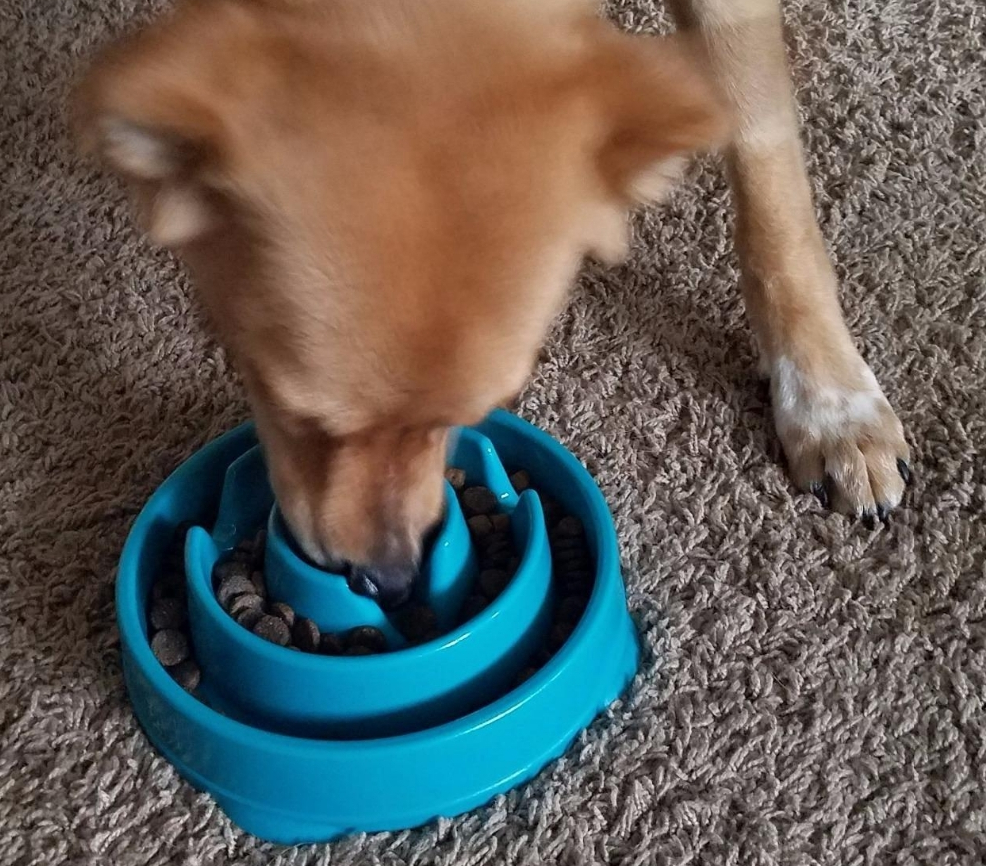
[2,0,985,863]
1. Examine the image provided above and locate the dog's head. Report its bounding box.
[76,0,725,606]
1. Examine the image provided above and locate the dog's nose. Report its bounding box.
[347,562,417,610]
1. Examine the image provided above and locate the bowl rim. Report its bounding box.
[117,409,621,752]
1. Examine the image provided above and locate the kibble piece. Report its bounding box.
[319,633,346,655]
[459,594,488,623]
[345,625,388,653]
[554,515,585,538]
[481,550,514,570]
[345,645,374,656]
[214,558,252,580]
[479,568,511,599]
[559,571,594,593]
[150,597,187,631]
[509,469,531,493]
[444,467,467,491]
[461,486,498,517]
[395,605,439,643]
[252,615,291,646]
[229,593,264,618]
[249,570,267,597]
[481,534,511,557]
[168,659,201,692]
[540,497,563,528]
[420,627,443,644]
[555,549,591,571]
[268,601,296,629]
[151,629,190,667]
[155,571,187,600]
[490,513,511,533]
[505,555,521,573]
[216,573,257,611]
[557,594,589,624]
[235,607,264,630]
[467,515,494,538]
[292,617,321,652]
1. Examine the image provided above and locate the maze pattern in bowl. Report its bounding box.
[117,410,639,843]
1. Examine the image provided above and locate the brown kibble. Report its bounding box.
[235,607,264,630]
[467,515,494,538]
[345,645,374,656]
[151,629,190,667]
[479,568,511,599]
[444,467,467,491]
[252,615,291,646]
[248,570,267,596]
[509,470,531,493]
[461,486,498,517]
[481,534,511,556]
[229,593,264,618]
[319,633,346,655]
[345,625,388,653]
[268,601,296,629]
[555,549,591,570]
[540,497,563,528]
[554,515,584,538]
[168,659,201,692]
[216,572,257,611]
[292,617,321,652]
[490,513,510,533]
[149,597,186,631]
[395,605,439,643]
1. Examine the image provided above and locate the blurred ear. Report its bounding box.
[73,17,229,247]
[590,33,730,203]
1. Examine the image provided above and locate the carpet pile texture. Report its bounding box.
[2,0,984,863]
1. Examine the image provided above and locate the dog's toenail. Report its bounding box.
[809,481,829,509]
[860,511,877,530]
[897,459,912,485]
[876,503,891,523]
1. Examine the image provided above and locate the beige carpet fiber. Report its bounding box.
[2,0,985,863]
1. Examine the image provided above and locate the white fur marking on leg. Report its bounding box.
[772,356,883,440]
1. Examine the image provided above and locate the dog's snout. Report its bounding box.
[348,562,418,610]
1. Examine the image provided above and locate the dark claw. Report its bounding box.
[809,480,829,509]
[860,510,877,531]
[876,503,891,523]
[897,459,912,485]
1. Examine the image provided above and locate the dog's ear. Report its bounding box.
[590,33,730,203]
[73,15,231,248]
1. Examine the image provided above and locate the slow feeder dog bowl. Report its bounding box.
[117,409,639,843]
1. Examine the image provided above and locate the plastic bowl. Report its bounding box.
[117,409,639,843]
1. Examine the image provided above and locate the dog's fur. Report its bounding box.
[75,0,909,599]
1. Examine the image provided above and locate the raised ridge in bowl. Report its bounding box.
[118,410,638,843]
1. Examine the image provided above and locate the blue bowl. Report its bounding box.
[117,409,639,843]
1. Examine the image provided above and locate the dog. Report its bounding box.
[75,0,910,608]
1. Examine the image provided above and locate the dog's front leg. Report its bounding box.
[669,0,911,519]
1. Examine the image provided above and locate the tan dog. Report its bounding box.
[76,0,910,607]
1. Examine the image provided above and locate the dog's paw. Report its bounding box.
[770,355,911,522]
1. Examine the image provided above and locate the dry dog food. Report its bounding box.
[461,486,498,517]
[149,463,598,701]
[151,628,190,667]
[292,617,321,652]
[146,523,201,692]
[252,614,291,646]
